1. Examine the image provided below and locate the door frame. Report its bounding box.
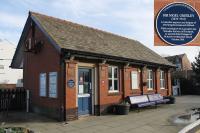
[77,64,96,116]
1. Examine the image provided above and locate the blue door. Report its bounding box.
[78,68,92,115]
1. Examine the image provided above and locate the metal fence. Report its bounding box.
[0,88,26,112]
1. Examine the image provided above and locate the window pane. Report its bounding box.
[83,82,89,93]
[108,66,119,92]
[147,71,150,79]
[160,80,163,88]
[163,81,164,88]
[147,79,150,88]
[40,73,46,96]
[108,67,112,78]
[161,71,164,79]
[114,67,118,78]
[114,80,118,90]
[49,72,57,98]
[147,69,154,89]
[163,80,165,88]
[160,71,165,88]
[84,72,89,82]
[109,80,112,90]
[150,71,153,79]
[163,80,164,88]
[150,80,153,89]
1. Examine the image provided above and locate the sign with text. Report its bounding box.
[154,0,200,46]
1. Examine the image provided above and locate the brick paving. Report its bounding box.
[1,95,200,133]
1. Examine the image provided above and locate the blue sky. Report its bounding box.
[0,0,199,61]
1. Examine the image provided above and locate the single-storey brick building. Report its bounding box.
[11,12,174,121]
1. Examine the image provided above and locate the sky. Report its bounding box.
[0,0,199,62]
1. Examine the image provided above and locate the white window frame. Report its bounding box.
[147,69,154,90]
[49,72,58,98]
[131,71,138,89]
[160,70,165,89]
[108,66,119,93]
[39,73,46,97]
[0,65,4,69]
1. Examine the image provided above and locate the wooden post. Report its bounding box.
[26,90,29,113]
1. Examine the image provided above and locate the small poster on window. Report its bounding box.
[79,85,84,94]
[131,71,138,89]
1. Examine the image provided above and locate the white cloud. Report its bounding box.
[0,12,26,28]
[0,30,19,44]
[0,0,199,62]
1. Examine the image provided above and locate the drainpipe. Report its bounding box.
[60,50,67,121]
[122,66,126,100]
[141,66,144,95]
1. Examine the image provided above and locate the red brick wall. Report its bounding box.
[65,60,78,120]
[154,0,200,46]
[156,69,161,94]
[167,70,172,95]
[123,66,142,97]
[98,64,171,114]
[24,25,62,119]
[98,64,122,114]
[143,68,171,96]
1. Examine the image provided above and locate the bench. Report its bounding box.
[127,95,155,110]
[147,94,170,105]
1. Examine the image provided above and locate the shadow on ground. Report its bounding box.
[0,111,57,124]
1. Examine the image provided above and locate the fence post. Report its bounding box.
[0,89,2,111]
[26,90,29,113]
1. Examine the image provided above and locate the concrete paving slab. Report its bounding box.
[1,95,200,133]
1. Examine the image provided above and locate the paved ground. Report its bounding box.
[0,95,200,133]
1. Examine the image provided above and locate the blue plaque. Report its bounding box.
[156,2,200,45]
[68,79,75,88]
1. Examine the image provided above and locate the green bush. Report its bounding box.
[0,127,33,133]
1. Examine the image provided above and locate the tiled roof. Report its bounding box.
[165,54,186,64]
[31,12,174,67]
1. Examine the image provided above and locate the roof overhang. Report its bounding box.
[61,48,176,68]
[11,11,175,69]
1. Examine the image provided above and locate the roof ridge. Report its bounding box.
[27,11,174,67]
[29,11,139,43]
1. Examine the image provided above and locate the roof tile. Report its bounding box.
[31,12,174,67]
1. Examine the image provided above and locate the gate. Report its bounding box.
[0,88,26,112]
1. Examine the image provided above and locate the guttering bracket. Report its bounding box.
[70,55,75,61]
[102,59,107,64]
[125,63,130,67]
